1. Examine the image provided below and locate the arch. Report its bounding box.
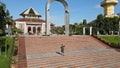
[46,0,70,36]
[37,27,41,32]
[28,27,31,32]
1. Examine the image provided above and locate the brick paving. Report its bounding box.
[18,35,120,68]
[18,37,27,68]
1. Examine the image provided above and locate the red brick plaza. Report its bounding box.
[18,36,120,68]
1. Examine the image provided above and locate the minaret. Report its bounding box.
[101,0,118,17]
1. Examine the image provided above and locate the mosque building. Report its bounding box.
[14,8,46,35]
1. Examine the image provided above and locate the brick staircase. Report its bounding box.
[18,36,120,68]
[18,36,27,68]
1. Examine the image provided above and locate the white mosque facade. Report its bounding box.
[14,8,46,35]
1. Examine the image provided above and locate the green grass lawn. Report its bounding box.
[0,37,14,68]
[98,35,120,46]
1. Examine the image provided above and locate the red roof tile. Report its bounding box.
[15,18,46,23]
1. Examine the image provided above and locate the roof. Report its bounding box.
[15,18,46,23]
[20,8,41,17]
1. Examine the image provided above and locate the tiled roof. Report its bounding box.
[20,8,41,17]
[15,18,46,23]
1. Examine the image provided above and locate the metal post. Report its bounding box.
[118,21,120,45]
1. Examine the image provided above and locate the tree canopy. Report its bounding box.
[89,14,120,35]
[53,19,87,35]
[0,2,13,36]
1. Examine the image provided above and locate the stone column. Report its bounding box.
[46,8,50,35]
[83,27,85,35]
[36,26,38,34]
[97,31,99,35]
[65,10,69,36]
[24,23,27,34]
[90,26,92,35]
[41,23,45,34]
[118,32,119,35]
[31,26,33,34]
[112,31,113,35]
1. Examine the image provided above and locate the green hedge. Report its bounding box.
[0,37,14,68]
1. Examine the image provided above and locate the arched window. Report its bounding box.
[37,27,41,33]
[28,27,31,32]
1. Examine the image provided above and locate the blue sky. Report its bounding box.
[1,0,120,26]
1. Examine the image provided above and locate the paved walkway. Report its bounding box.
[18,36,120,68]
[27,48,113,59]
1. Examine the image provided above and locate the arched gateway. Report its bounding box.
[46,0,70,36]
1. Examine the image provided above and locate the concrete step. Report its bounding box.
[18,36,120,68]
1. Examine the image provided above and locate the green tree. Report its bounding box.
[88,14,119,35]
[83,19,87,25]
[0,2,13,36]
[54,26,64,34]
[0,2,6,36]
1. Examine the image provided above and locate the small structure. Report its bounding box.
[101,0,118,17]
[15,8,46,35]
[83,27,93,35]
[83,27,98,35]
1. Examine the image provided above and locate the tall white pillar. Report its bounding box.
[112,31,113,35]
[65,10,69,36]
[83,27,85,35]
[90,26,92,35]
[97,31,99,35]
[24,23,27,34]
[46,8,50,35]
[31,26,33,34]
[36,26,38,34]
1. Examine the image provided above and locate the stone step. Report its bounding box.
[27,50,120,68]
[18,36,120,68]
